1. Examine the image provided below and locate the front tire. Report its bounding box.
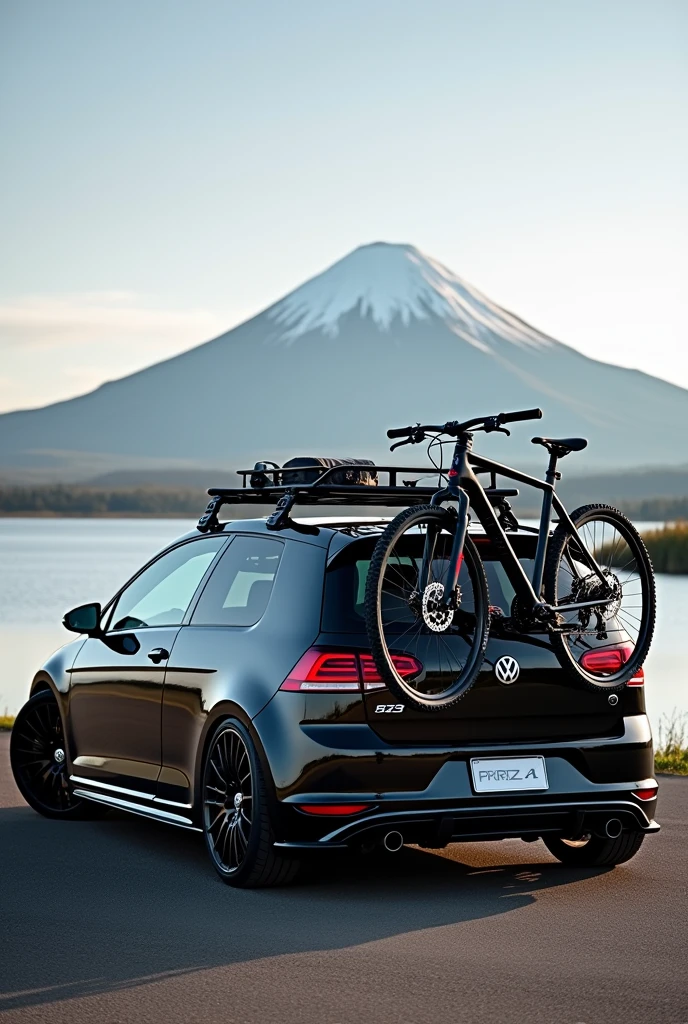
[201,719,299,888]
[10,689,99,819]
[364,504,489,711]
[543,831,644,867]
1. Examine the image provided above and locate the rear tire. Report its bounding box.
[201,718,300,888]
[544,504,655,691]
[542,831,644,867]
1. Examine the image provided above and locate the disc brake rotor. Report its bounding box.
[421,581,457,633]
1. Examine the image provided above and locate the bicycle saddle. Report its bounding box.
[531,436,588,457]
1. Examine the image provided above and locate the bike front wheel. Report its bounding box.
[364,504,489,711]
[544,503,655,690]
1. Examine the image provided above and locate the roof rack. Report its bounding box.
[196,461,520,533]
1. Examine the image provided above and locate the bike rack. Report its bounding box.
[196,462,520,533]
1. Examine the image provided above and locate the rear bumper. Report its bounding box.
[275,797,659,851]
[250,706,658,849]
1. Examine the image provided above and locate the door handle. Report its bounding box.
[147,647,170,664]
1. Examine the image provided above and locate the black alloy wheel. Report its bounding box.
[201,719,299,888]
[10,689,95,819]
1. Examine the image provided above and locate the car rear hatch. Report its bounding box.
[319,530,642,745]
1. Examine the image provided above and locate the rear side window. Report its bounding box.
[191,535,284,627]
[322,537,533,633]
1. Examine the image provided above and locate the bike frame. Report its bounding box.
[429,432,611,616]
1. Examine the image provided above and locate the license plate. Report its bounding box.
[470,756,548,793]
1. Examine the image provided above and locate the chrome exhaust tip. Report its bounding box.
[383,830,404,852]
[605,818,622,839]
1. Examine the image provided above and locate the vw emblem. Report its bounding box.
[495,656,520,684]
[54,748,65,764]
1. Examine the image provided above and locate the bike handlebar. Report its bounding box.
[387,425,418,439]
[497,407,543,425]
[387,408,543,441]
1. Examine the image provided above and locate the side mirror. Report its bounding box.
[63,602,102,635]
[63,603,141,655]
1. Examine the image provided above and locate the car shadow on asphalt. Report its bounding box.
[0,806,611,1012]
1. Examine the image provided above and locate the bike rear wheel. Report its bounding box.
[364,504,489,711]
[544,504,655,690]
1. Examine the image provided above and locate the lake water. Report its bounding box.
[0,518,684,738]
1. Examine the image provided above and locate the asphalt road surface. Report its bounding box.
[1,733,686,1024]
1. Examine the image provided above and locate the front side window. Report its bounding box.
[191,535,284,627]
[109,537,226,630]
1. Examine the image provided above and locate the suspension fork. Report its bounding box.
[427,434,472,609]
[441,488,470,608]
[418,522,439,594]
[418,487,470,601]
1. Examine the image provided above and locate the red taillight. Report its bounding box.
[580,644,632,674]
[359,652,422,689]
[297,804,370,815]
[634,787,657,801]
[281,650,360,692]
[281,650,423,693]
[359,653,384,690]
[628,666,645,686]
[392,654,423,679]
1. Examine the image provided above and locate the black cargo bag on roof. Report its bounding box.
[281,457,378,487]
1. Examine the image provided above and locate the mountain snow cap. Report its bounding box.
[266,241,553,352]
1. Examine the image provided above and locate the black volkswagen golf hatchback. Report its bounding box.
[11,515,659,887]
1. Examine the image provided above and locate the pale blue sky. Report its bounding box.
[1,0,686,410]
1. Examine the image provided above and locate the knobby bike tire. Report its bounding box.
[544,503,655,691]
[364,504,489,711]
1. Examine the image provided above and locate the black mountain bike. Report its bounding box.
[364,408,655,711]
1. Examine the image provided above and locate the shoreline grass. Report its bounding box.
[600,521,688,575]
[639,522,688,574]
[654,711,688,775]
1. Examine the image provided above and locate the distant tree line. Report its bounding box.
[2,484,688,534]
[514,495,688,522]
[0,485,277,519]
[0,486,206,516]
[613,497,688,521]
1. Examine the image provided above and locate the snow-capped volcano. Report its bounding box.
[1,239,687,480]
[267,242,553,353]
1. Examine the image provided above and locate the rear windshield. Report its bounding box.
[322,535,535,633]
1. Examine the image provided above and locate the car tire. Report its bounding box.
[201,718,300,888]
[10,689,103,820]
[542,830,644,867]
